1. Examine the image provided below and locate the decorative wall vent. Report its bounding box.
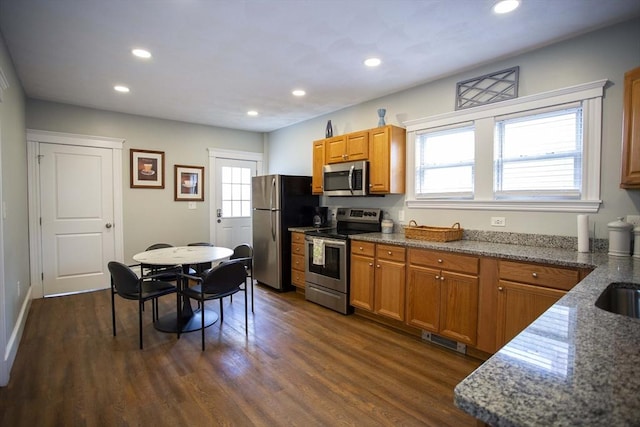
[456,66,519,110]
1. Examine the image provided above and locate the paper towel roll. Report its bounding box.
[577,214,589,252]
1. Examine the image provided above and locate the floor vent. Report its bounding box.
[421,331,467,354]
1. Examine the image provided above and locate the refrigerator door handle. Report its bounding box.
[271,210,276,241]
[270,176,276,211]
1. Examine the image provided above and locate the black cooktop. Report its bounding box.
[304,207,382,240]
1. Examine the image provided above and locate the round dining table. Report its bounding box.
[132,245,234,333]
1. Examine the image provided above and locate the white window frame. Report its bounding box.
[404,79,606,213]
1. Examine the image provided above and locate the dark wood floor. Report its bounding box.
[0,283,481,426]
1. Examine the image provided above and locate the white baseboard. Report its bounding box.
[2,285,32,386]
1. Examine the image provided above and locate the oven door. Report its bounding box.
[304,236,348,293]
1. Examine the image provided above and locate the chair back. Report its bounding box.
[146,243,173,251]
[230,243,253,269]
[108,261,140,298]
[200,259,247,295]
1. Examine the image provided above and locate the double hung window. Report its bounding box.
[406,79,605,212]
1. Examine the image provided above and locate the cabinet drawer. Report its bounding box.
[291,232,305,244]
[351,241,375,257]
[376,244,406,262]
[499,260,579,291]
[291,269,305,287]
[408,249,478,275]
[291,253,305,272]
[291,242,305,257]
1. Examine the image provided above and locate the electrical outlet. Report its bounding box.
[398,210,405,222]
[491,217,506,227]
[627,215,640,227]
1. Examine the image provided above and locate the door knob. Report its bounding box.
[105,223,112,229]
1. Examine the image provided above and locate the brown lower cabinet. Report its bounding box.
[290,232,306,289]
[406,248,479,346]
[349,239,593,356]
[350,242,406,321]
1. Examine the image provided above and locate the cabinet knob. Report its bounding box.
[359,246,363,250]
[369,263,373,267]
[435,275,440,280]
[532,272,538,278]
[440,276,445,281]
[376,264,380,268]
[387,251,392,255]
[498,286,504,291]
[438,259,443,263]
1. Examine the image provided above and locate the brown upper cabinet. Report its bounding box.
[312,139,325,194]
[312,124,406,195]
[325,131,369,164]
[621,66,640,189]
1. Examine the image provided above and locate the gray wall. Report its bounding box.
[26,100,264,261]
[268,18,640,239]
[0,31,29,374]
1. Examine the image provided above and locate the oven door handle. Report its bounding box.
[305,237,347,249]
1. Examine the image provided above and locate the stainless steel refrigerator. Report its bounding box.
[252,175,318,290]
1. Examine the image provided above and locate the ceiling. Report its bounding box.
[1,0,639,133]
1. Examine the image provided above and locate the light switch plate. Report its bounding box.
[188,202,196,210]
[491,217,506,227]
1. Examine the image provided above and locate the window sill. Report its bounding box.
[405,199,602,213]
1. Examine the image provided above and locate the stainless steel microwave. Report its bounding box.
[322,161,368,196]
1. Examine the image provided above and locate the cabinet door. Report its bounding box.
[439,271,479,346]
[345,131,369,161]
[369,126,390,193]
[312,140,325,194]
[406,265,441,332]
[621,66,640,188]
[325,135,347,164]
[374,258,406,321]
[350,254,375,311]
[496,280,566,348]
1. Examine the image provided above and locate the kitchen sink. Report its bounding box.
[595,282,640,319]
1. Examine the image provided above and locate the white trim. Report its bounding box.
[3,286,31,386]
[0,116,6,386]
[26,130,125,298]
[207,148,264,244]
[404,80,607,212]
[406,199,602,213]
[405,79,607,131]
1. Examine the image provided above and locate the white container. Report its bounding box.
[608,217,633,257]
[381,219,394,234]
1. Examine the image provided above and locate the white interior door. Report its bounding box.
[214,158,257,249]
[40,143,115,296]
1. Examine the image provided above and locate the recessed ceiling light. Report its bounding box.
[131,48,152,59]
[292,89,306,97]
[114,85,130,93]
[364,57,381,67]
[247,110,258,116]
[493,0,520,14]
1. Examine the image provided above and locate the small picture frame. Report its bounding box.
[130,149,165,189]
[175,164,204,201]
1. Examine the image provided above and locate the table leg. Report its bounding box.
[154,264,219,333]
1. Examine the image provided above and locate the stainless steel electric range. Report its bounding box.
[304,207,382,314]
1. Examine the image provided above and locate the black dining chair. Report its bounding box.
[108,261,177,349]
[177,259,248,350]
[141,243,182,281]
[230,243,254,312]
[187,242,214,274]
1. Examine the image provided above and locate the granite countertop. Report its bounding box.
[350,232,640,426]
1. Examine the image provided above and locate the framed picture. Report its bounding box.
[175,164,204,201]
[130,149,165,188]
